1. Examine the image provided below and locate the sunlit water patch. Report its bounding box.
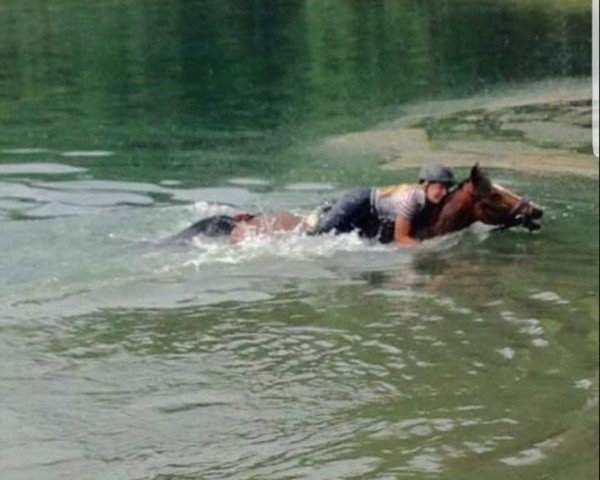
[61,151,114,158]
[1,148,49,154]
[0,162,87,175]
[284,182,337,192]
[226,177,272,188]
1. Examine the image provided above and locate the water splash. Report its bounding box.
[182,230,390,267]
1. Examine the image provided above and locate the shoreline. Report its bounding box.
[318,78,598,178]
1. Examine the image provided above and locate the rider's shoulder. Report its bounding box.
[376,183,423,198]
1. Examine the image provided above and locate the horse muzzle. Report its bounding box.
[502,196,544,231]
[519,202,544,231]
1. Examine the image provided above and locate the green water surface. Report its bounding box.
[0,2,597,480]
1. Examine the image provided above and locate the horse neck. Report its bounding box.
[429,183,478,236]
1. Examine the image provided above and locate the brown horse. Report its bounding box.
[173,164,543,244]
[410,164,543,240]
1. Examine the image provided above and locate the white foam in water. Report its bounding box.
[531,338,549,348]
[184,230,375,267]
[518,318,543,335]
[464,441,496,454]
[170,186,258,205]
[160,179,182,186]
[471,223,497,241]
[0,163,87,175]
[61,150,114,157]
[498,347,516,360]
[284,182,336,191]
[404,450,443,474]
[574,379,593,390]
[1,148,48,154]
[500,447,545,466]
[226,177,271,187]
[529,291,570,305]
[189,201,236,217]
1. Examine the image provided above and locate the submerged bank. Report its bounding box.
[317,78,597,178]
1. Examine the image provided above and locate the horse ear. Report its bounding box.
[470,163,482,182]
[470,163,491,194]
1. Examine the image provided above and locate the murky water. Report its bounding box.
[0,1,597,480]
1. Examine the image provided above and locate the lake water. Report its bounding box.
[0,1,597,480]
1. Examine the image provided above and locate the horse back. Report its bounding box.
[170,215,239,242]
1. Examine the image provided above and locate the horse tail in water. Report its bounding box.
[171,214,255,242]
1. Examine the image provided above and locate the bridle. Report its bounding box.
[509,195,532,218]
[489,184,535,230]
[419,176,541,238]
[464,181,534,230]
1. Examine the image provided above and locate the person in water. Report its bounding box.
[309,164,456,245]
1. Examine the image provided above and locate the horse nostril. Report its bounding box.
[527,204,543,219]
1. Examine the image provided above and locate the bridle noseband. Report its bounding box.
[448,176,541,233]
[490,193,539,231]
[471,183,534,230]
[510,196,531,217]
[506,195,533,226]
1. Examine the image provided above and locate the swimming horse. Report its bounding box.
[172,164,543,244]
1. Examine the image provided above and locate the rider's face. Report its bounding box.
[425,182,449,204]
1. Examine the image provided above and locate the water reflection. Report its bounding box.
[16,251,591,478]
[0,0,591,184]
[0,2,595,478]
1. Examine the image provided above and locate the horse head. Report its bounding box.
[468,164,544,231]
[417,164,544,238]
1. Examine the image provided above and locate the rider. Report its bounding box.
[308,164,456,245]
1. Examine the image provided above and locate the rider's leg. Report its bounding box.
[311,188,377,235]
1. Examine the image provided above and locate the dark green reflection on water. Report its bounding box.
[0,0,591,185]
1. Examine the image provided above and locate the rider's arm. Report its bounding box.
[394,216,419,246]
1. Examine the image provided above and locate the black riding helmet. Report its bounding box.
[418,164,456,187]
